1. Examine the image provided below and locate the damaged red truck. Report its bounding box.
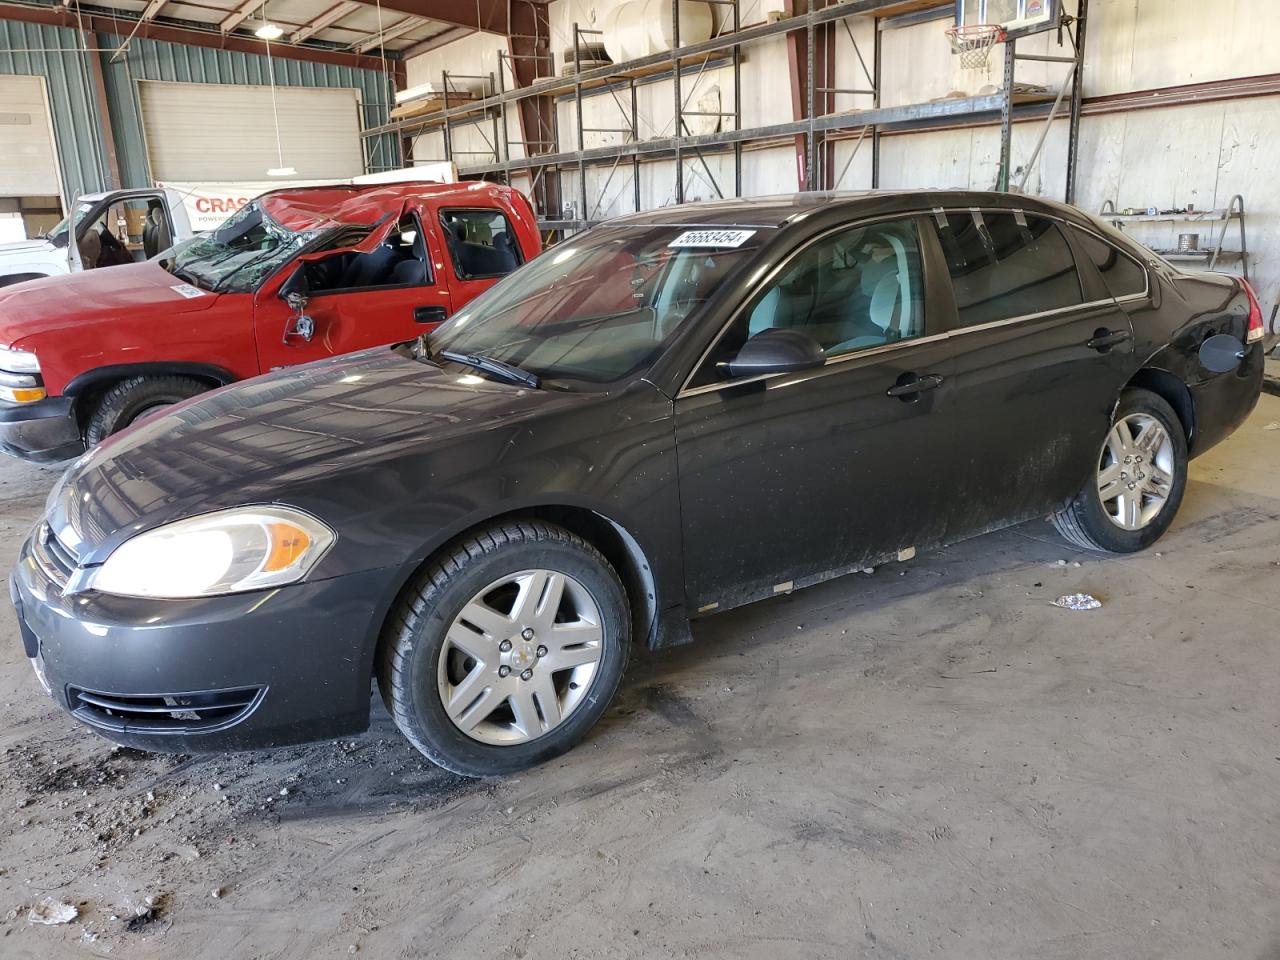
[0,181,541,462]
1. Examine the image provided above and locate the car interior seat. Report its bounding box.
[339,243,401,288]
[449,219,520,278]
[390,258,427,285]
[143,200,172,259]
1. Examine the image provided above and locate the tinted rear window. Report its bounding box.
[1069,225,1148,299]
[933,212,1083,326]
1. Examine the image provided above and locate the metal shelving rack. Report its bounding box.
[363,0,1089,237]
[1100,195,1250,279]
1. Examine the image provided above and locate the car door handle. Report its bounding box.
[1086,329,1131,351]
[885,373,944,398]
[414,305,448,324]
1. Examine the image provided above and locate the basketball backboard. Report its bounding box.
[955,0,1059,40]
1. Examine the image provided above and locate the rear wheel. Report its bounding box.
[84,375,208,446]
[378,520,630,777]
[1052,388,1187,553]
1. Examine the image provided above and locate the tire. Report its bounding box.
[1052,387,1188,553]
[84,375,208,446]
[378,520,631,777]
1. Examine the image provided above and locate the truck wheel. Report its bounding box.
[85,375,207,446]
[378,520,631,777]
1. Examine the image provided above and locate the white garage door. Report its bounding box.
[0,75,61,196]
[138,80,363,181]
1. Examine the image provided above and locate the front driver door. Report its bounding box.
[673,215,958,615]
[253,209,452,372]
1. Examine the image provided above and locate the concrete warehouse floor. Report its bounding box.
[1,396,1278,960]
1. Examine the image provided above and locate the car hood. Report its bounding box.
[48,348,593,564]
[0,260,222,347]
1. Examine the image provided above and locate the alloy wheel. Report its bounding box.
[437,569,604,745]
[1097,413,1175,530]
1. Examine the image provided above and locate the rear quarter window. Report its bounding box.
[1069,225,1149,299]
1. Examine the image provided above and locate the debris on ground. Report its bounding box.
[1051,593,1102,611]
[28,898,79,925]
[121,893,169,934]
[1263,421,1279,431]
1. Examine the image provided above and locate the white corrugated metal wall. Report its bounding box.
[408,0,1280,311]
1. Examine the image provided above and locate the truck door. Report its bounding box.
[252,207,453,373]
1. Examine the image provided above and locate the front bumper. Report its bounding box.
[10,533,392,753]
[0,396,83,463]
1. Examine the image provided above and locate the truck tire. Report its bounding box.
[84,375,208,446]
[378,519,631,777]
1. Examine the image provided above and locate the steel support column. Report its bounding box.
[786,0,836,190]
[1064,0,1089,204]
[997,38,1016,191]
[507,0,557,218]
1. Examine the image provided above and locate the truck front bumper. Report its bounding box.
[0,396,83,463]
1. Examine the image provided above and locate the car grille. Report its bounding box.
[67,686,266,735]
[31,522,79,589]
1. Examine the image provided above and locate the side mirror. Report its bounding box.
[280,270,315,344]
[719,328,825,380]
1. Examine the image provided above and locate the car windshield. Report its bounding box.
[426,224,773,388]
[43,200,98,249]
[161,200,324,293]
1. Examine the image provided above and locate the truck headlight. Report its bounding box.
[0,371,45,403]
[0,346,40,373]
[88,506,335,599]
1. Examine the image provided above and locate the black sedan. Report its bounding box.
[11,191,1264,776]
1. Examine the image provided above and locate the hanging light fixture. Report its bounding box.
[259,2,296,176]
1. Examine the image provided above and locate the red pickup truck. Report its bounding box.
[0,180,540,462]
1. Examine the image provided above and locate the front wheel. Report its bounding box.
[378,520,630,777]
[85,375,208,446]
[1052,388,1188,553]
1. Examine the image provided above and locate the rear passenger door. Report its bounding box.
[437,206,527,307]
[930,209,1135,536]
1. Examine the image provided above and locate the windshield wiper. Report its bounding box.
[440,350,540,389]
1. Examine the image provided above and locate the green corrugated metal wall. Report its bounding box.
[0,18,399,203]
[0,19,110,200]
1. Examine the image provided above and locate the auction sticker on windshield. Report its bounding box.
[668,229,756,248]
[170,283,206,299]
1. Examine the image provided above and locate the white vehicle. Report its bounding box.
[0,188,193,288]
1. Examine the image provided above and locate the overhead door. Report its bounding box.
[138,80,363,181]
[0,75,61,196]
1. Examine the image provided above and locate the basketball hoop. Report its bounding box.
[946,23,1007,70]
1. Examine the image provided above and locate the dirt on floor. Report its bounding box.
[2,398,1280,960]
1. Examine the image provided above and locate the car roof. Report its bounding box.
[605,189,1086,229]
[255,180,515,232]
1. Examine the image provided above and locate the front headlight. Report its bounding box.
[88,506,335,599]
[0,346,40,373]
